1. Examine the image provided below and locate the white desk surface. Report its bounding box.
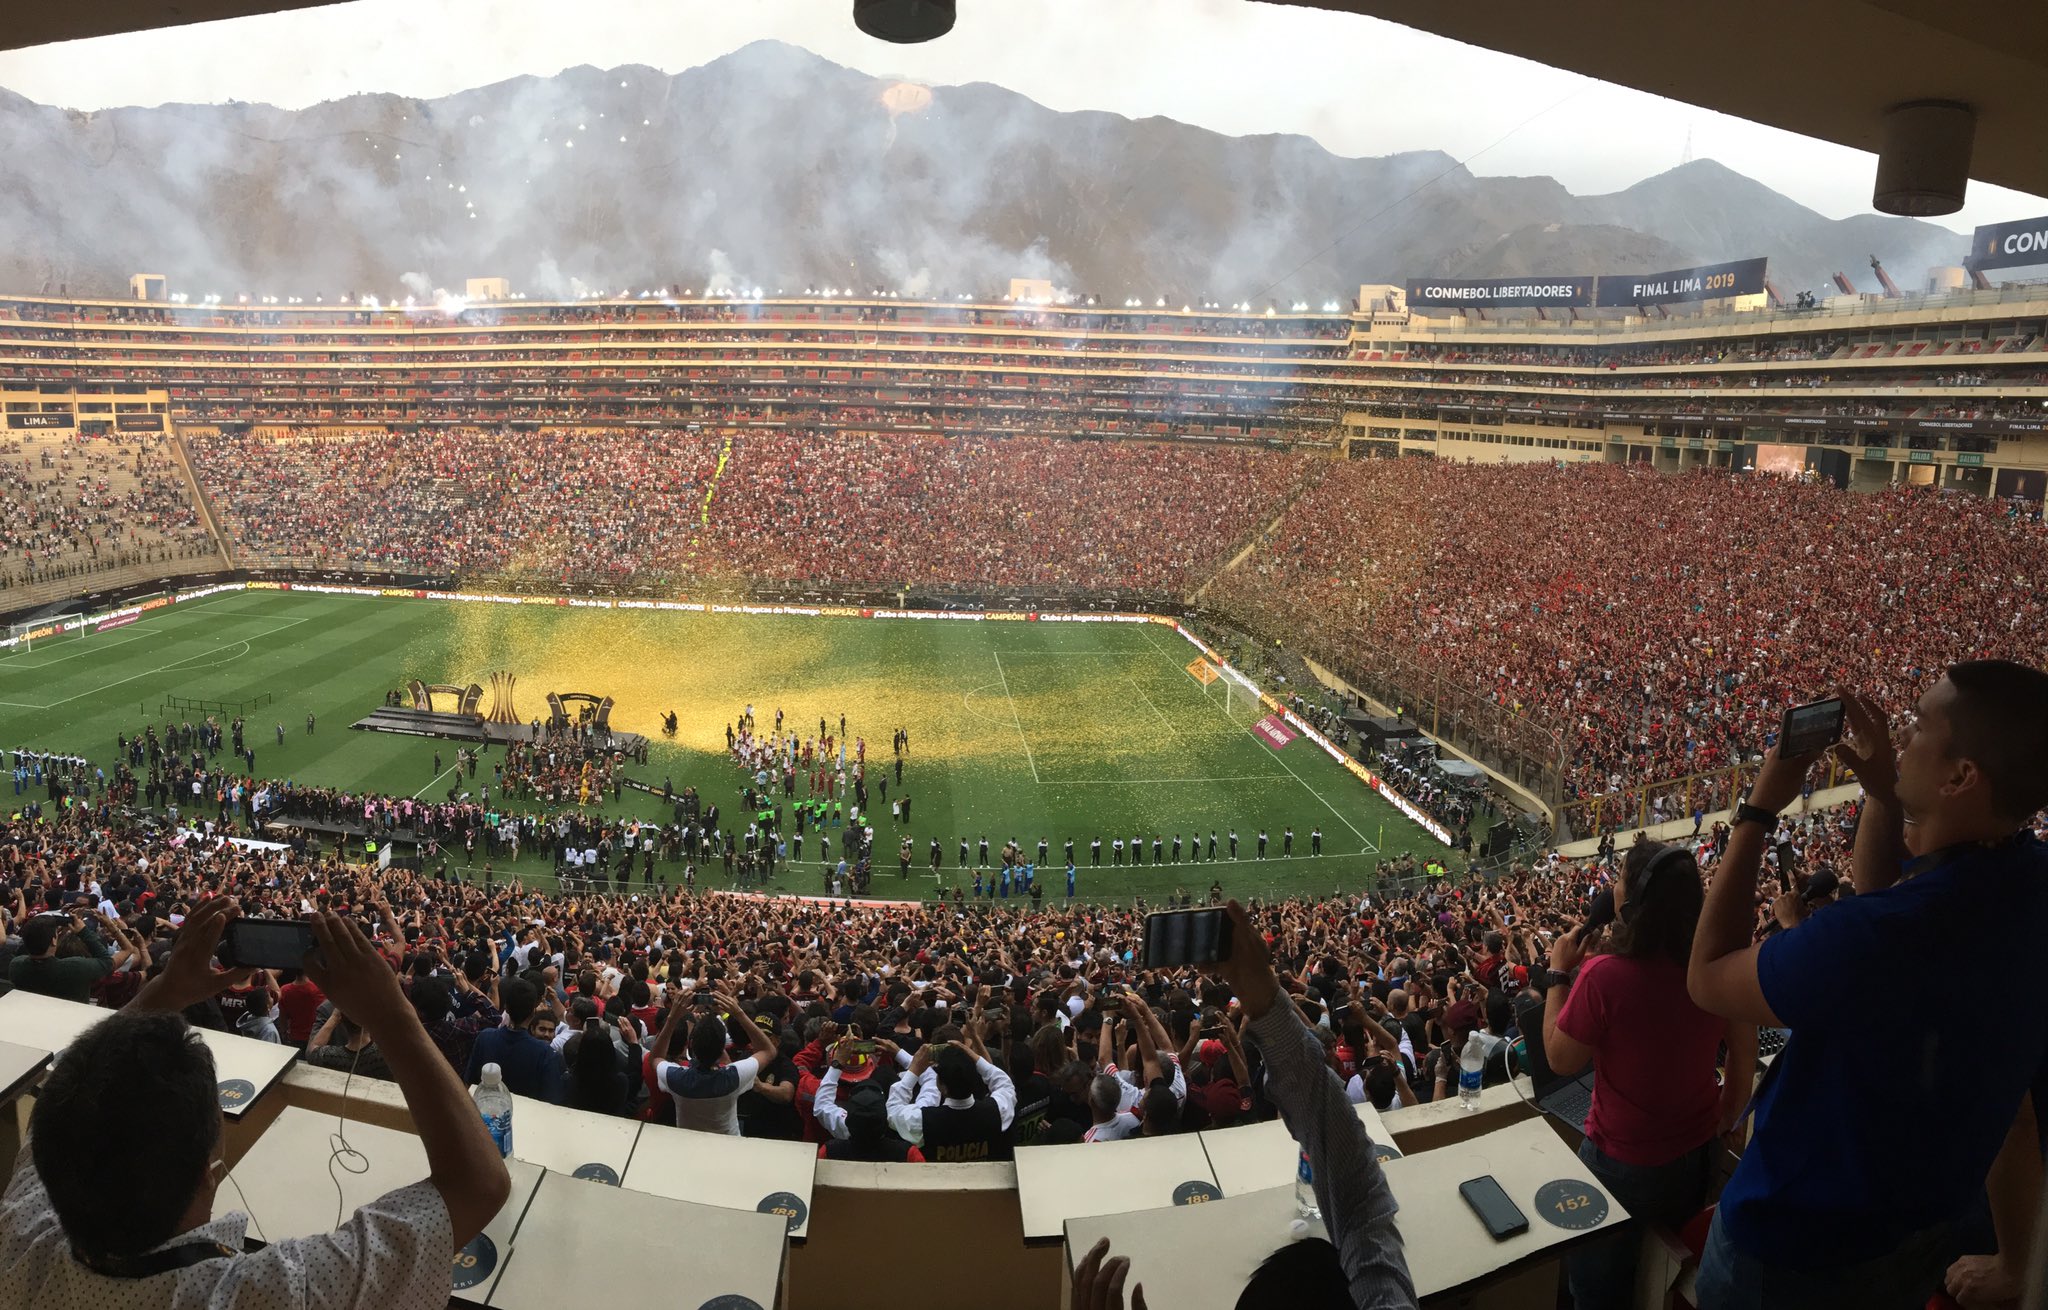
[1065,1185,1318,1308]
[623,1119,820,1239]
[1014,1132,1222,1239]
[1198,1102,1398,1196]
[0,1038,50,1105]
[1378,1116,1627,1298]
[216,1102,544,1303]
[486,1169,787,1310]
[192,1026,301,1117]
[1066,1117,1626,1303]
[503,1093,643,1182]
[0,989,110,1051]
[0,990,296,1117]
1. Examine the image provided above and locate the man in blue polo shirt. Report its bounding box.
[1688,662,2048,1309]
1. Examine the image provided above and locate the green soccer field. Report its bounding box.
[1,589,1458,903]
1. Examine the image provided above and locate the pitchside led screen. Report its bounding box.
[1404,276,1594,308]
[1592,258,1768,307]
[1968,215,2048,271]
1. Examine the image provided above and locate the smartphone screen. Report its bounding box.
[223,919,315,971]
[1458,1175,1530,1240]
[1780,697,1846,757]
[1141,908,1231,968]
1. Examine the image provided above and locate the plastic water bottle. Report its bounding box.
[474,1063,514,1158]
[1294,1148,1320,1222]
[1458,1030,1487,1111]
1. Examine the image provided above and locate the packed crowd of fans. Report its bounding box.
[0,765,1859,1123]
[0,432,214,591]
[1206,460,2048,822]
[699,431,1304,594]
[186,427,1306,597]
[187,425,724,579]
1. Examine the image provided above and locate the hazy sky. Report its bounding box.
[0,0,2040,234]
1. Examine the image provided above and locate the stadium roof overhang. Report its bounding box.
[4,0,2045,200]
[1281,0,2048,204]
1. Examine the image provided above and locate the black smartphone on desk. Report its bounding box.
[1459,1175,1529,1240]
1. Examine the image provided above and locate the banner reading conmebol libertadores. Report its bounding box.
[1593,257,1768,307]
[1968,215,2048,271]
[1404,276,1594,309]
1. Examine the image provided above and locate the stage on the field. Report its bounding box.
[349,704,648,755]
[0,589,1454,903]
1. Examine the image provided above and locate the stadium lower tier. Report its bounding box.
[6,785,2017,1309]
[7,424,2047,827]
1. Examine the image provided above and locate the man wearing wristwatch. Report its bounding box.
[1687,665,2048,1310]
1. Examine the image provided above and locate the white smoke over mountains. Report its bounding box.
[0,40,1966,301]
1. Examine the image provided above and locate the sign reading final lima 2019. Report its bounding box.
[1405,258,1768,310]
[1970,215,2048,271]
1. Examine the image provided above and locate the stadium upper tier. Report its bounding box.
[5,284,2048,834]
[3,290,2048,460]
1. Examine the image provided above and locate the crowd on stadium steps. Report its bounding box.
[700,431,1305,593]
[144,377,2045,442]
[183,427,1306,596]
[0,433,213,588]
[186,425,726,578]
[1396,335,2041,370]
[1204,460,2048,814]
[1356,365,2048,394]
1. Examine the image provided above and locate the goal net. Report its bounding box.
[3,618,70,655]
[1188,657,1255,722]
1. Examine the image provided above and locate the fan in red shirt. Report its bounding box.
[276,970,325,1048]
[1543,841,1757,1310]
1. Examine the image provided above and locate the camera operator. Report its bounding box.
[1687,667,2048,1309]
[0,897,511,1309]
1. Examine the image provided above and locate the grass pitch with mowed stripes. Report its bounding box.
[1,591,1454,903]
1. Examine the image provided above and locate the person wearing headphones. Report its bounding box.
[1544,840,1757,1310]
[0,897,511,1309]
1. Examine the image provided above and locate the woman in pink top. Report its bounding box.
[1544,840,1758,1310]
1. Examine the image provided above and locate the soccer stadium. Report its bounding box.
[1,3,2047,1310]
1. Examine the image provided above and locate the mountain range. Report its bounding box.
[0,39,1969,302]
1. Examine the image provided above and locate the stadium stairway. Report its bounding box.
[166,424,237,571]
[1186,458,1329,604]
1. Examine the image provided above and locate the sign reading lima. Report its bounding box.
[1406,258,1768,309]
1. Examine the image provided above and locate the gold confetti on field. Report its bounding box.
[424,606,1255,777]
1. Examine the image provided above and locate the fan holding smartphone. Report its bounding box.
[218,918,317,972]
[1077,901,1415,1309]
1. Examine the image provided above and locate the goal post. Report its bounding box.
[1187,656,1250,721]
[4,617,72,654]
